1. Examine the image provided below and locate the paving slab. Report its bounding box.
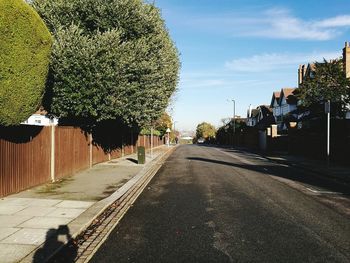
[0,244,36,263]
[56,200,94,209]
[0,228,20,241]
[19,217,72,229]
[0,205,26,215]
[0,215,32,227]
[0,198,34,206]
[16,206,57,217]
[26,199,62,207]
[46,208,86,218]
[1,228,49,245]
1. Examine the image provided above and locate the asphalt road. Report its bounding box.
[90,145,350,263]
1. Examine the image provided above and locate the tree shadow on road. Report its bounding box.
[187,157,350,196]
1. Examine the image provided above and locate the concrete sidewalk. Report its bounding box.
[0,146,172,263]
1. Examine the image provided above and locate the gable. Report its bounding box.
[270,91,280,108]
[281,96,287,105]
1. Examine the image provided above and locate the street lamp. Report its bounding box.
[228,99,236,146]
[231,99,236,135]
[325,100,331,166]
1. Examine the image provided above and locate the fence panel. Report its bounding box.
[92,145,109,164]
[110,148,122,159]
[55,127,90,179]
[0,124,164,197]
[0,126,51,197]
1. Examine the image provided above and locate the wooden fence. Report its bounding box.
[0,125,164,197]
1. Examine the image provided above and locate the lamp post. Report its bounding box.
[325,100,331,167]
[150,126,154,158]
[228,99,236,146]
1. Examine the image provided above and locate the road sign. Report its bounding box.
[324,100,331,114]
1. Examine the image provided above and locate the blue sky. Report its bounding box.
[154,0,350,131]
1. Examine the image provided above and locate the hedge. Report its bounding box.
[0,0,52,126]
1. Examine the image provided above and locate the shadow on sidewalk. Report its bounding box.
[33,225,77,263]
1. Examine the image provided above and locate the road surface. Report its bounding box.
[90,145,350,263]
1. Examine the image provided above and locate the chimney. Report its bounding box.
[298,64,306,87]
[343,41,350,78]
[298,65,302,87]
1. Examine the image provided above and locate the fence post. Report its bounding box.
[131,131,134,154]
[122,135,124,157]
[151,128,153,158]
[50,125,55,182]
[89,133,93,168]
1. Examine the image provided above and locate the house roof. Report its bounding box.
[273,91,281,98]
[280,88,297,105]
[270,91,281,107]
[256,105,275,129]
[259,105,273,116]
[251,109,259,118]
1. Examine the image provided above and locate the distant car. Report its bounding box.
[197,138,205,144]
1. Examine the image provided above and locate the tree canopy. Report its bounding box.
[196,122,216,140]
[154,112,172,136]
[298,59,350,117]
[0,0,52,126]
[33,0,180,128]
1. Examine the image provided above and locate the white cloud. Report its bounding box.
[315,15,350,28]
[225,51,341,72]
[184,7,350,41]
[253,8,338,40]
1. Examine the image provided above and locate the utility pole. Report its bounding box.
[231,99,236,146]
[150,126,153,158]
[325,100,331,167]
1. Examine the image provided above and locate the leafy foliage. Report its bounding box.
[215,119,247,144]
[154,112,172,136]
[0,0,52,126]
[298,59,350,117]
[196,122,216,140]
[33,0,180,128]
[140,128,161,136]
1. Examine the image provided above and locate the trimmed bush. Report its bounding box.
[0,0,52,126]
[33,0,179,128]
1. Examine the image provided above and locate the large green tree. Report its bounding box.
[196,122,216,140]
[0,0,52,126]
[298,59,350,117]
[33,0,180,127]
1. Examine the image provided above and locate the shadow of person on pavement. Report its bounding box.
[33,225,77,263]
